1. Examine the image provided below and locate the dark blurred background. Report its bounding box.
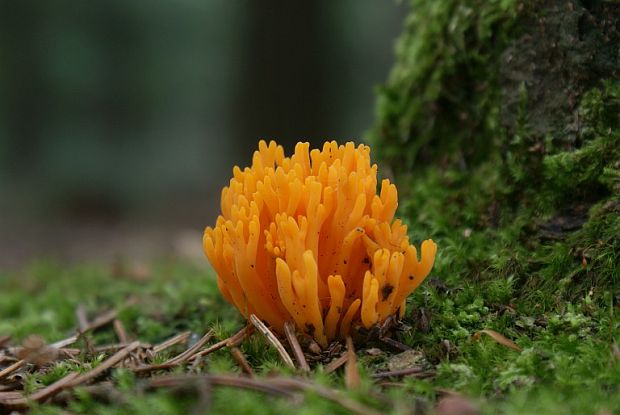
[0,1,405,268]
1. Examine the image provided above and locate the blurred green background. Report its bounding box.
[0,1,405,268]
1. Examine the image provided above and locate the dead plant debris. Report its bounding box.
[472,329,522,352]
[0,302,411,414]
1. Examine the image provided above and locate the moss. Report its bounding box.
[392,82,620,302]
[543,81,620,200]
[370,0,519,172]
[371,0,620,298]
[2,259,617,415]
[0,261,242,343]
[368,1,620,413]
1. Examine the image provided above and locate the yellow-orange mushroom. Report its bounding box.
[203,140,437,346]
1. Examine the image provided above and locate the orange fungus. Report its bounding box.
[203,141,437,346]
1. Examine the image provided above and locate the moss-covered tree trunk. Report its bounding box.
[371,0,619,298]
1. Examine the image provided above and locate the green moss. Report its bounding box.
[0,261,242,343]
[395,80,620,301]
[539,82,620,208]
[368,0,619,413]
[370,0,518,171]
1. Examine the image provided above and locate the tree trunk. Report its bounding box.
[370,0,619,296]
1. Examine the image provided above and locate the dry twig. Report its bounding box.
[68,341,141,387]
[1,323,91,380]
[284,321,310,372]
[230,347,254,377]
[146,374,296,398]
[164,330,214,365]
[152,331,191,354]
[51,336,79,349]
[324,354,348,374]
[269,377,383,415]
[190,325,252,360]
[0,391,23,400]
[249,315,295,369]
[0,372,80,409]
[113,320,128,344]
[75,298,138,336]
[146,373,383,415]
[345,337,360,390]
[80,309,118,334]
[0,360,24,380]
[134,330,214,374]
[93,343,147,354]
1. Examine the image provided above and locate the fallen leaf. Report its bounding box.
[472,329,521,351]
[17,335,59,367]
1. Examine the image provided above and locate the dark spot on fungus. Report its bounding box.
[343,259,347,265]
[409,275,414,280]
[381,284,394,300]
[362,256,370,264]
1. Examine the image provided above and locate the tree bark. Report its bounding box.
[371,0,620,294]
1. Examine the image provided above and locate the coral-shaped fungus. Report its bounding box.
[204,141,437,346]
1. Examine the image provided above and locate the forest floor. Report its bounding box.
[1,239,618,414]
[3,136,620,414]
